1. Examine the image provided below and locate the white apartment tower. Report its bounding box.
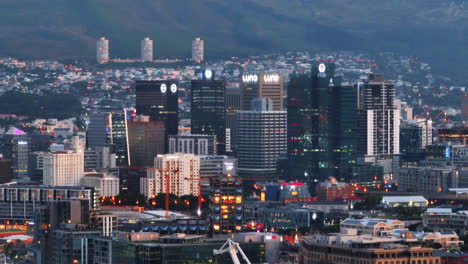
[140,153,200,197]
[359,74,400,177]
[43,151,84,186]
[192,38,204,62]
[96,37,109,64]
[141,37,153,62]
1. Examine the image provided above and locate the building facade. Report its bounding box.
[43,151,84,186]
[140,153,200,197]
[191,38,204,62]
[241,73,284,111]
[81,172,119,197]
[141,37,153,62]
[96,37,109,64]
[210,174,243,234]
[0,130,30,180]
[127,115,165,167]
[287,62,358,183]
[168,134,216,156]
[191,69,226,154]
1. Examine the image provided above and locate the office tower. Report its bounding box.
[210,174,243,234]
[199,155,237,179]
[237,98,287,179]
[135,80,178,149]
[168,134,216,155]
[226,84,241,153]
[192,38,204,62]
[400,119,433,152]
[96,37,109,64]
[140,153,200,197]
[287,62,358,183]
[127,115,165,167]
[241,73,284,111]
[43,151,84,186]
[191,69,226,154]
[112,109,132,166]
[81,172,119,197]
[141,37,153,62]
[0,127,30,180]
[87,110,130,166]
[87,112,112,148]
[84,147,116,169]
[358,73,400,177]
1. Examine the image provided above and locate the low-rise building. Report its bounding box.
[423,207,468,236]
[381,196,428,208]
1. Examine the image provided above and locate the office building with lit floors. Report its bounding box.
[0,127,30,180]
[135,80,178,150]
[140,153,200,197]
[237,98,286,179]
[241,73,284,111]
[287,62,358,184]
[191,69,226,154]
[210,174,243,235]
[358,73,400,178]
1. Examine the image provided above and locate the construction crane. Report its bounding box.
[213,239,251,264]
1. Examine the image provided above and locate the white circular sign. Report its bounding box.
[318,63,326,73]
[160,83,167,93]
[205,69,213,79]
[170,84,177,93]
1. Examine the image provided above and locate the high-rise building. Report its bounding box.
[43,151,84,186]
[191,38,204,62]
[141,37,153,62]
[0,159,12,184]
[358,73,400,177]
[127,115,165,167]
[226,84,241,153]
[168,134,216,155]
[199,155,237,180]
[237,98,286,179]
[0,127,30,180]
[287,62,358,183]
[135,80,178,149]
[86,110,131,166]
[241,73,284,111]
[400,118,433,154]
[191,69,226,155]
[81,172,119,197]
[210,174,243,234]
[96,37,109,64]
[140,153,200,197]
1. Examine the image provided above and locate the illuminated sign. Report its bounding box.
[170,84,177,93]
[204,69,213,80]
[318,63,326,73]
[17,140,28,145]
[224,162,234,173]
[242,74,258,83]
[160,83,167,93]
[263,74,280,83]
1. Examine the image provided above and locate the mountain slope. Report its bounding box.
[0,0,467,76]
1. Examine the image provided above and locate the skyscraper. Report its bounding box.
[43,151,84,186]
[358,73,400,177]
[241,73,284,111]
[287,62,358,183]
[0,127,30,180]
[191,69,226,155]
[225,84,241,153]
[192,38,204,62]
[126,115,165,167]
[210,174,243,234]
[135,80,178,149]
[96,37,109,64]
[141,37,153,62]
[237,98,287,179]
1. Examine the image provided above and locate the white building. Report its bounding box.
[141,37,153,62]
[97,37,109,64]
[140,153,200,198]
[81,172,119,197]
[191,38,204,62]
[381,195,428,208]
[43,151,84,186]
